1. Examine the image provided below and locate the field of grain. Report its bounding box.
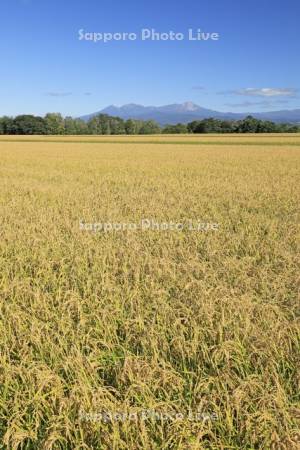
[0,135,299,449]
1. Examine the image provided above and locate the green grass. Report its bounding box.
[1,137,300,146]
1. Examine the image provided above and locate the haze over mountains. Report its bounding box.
[80,101,300,125]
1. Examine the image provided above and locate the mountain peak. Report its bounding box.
[79,102,300,125]
[182,101,200,111]
[122,103,145,109]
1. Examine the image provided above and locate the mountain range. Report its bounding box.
[80,101,300,125]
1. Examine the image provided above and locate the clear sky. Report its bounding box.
[1,0,299,117]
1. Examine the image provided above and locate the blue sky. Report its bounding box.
[1,0,299,116]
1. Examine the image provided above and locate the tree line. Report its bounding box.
[0,113,299,135]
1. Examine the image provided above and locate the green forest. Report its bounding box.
[0,113,299,135]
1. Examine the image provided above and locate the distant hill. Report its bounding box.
[80,101,300,125]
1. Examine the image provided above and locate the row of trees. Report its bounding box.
[165,117,300,134]
[0,113,299,135]
[0,113,161,135]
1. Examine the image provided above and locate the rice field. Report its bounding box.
[0,135,299,449]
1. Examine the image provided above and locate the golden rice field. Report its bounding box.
[0,135,299,449]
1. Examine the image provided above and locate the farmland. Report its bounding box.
[0,135,299,449]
